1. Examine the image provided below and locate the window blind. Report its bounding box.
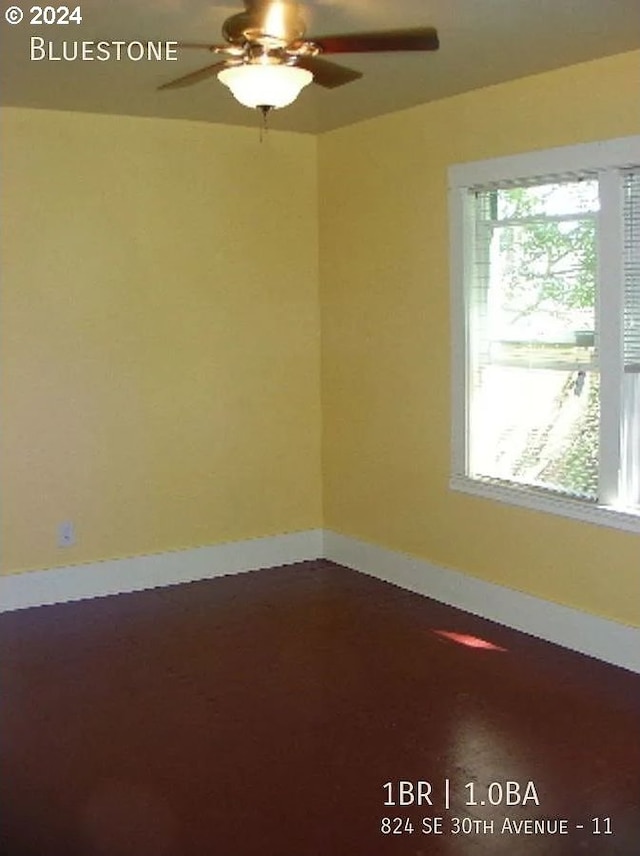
[469,171,598,194]
[623,168,640,373]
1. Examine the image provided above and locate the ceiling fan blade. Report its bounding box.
[311,26,439,55]
[158,60,229,90]
[176,42,220,50]
[177,42,244,55]
[295,56,362,89]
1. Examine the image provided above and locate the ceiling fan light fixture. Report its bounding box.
[217,63,313,110]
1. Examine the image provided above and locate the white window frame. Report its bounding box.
[449,136,640,534]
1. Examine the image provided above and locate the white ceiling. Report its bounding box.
[2,0,639,134]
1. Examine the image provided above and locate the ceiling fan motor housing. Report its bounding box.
[222,3,307,47]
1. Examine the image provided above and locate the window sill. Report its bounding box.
[450,474,640,534]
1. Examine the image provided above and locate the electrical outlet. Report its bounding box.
[58,521,76,548]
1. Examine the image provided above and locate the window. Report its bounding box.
[449,137,640,532]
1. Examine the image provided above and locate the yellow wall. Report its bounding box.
[1,108,321,573]
[319,51,640,627]
[2,53,639,627]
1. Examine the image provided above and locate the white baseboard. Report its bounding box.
[2,527,638,674]
[323,531,640,674]
[0,529,323,612]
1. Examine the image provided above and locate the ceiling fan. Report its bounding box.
[159,0,439,113]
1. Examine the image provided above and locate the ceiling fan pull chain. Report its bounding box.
[258,104,271,142]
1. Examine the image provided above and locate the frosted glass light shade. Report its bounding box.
[218,64,313,110]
